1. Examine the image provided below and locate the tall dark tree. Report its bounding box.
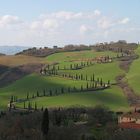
[61,87,64,94]
[23,102,26,109]
[108,80,110,86]
[70,64,72,70]
[85,75,88,81]
[48,64,50,70]
[28,102,31,110]
[81,85,83,91]
[64,65,66,70]
[37,91,39,97]
[10,96,14,103]
[43,89,46,96]
[27,93,29,100]
[81,74,83,80]
[86,83,89,89]
[68,87,71,93]
[49,90,52,96]
[34,102,37,111]
[41,108,49,139]
[92,74,95,81]
[100,78,103,86]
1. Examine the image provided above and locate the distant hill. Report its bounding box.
[17,41,138,57]
[0,46,30,55]
[0,53,5,56]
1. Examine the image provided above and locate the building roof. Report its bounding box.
[119,123,140,130]
[120,112,140,119]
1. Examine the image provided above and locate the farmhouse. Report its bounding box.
[94,56,112,63]
[118,111,140,129]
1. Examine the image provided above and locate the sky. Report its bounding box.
[0,0,140,47]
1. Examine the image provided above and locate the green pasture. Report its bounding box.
[125,46,140,95]
[0,49,129,111]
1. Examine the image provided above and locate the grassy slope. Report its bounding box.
[0,55,45,66]
[0,50,129,111]
[46,50,118,63]
[18,85,129,111]
[125,46,140,95]
[58,62,123,83]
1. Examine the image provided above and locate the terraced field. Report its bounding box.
[0,50,130,111]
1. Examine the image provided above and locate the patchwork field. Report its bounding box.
[0,49,131,111]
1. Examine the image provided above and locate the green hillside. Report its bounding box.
[18,85,129,111]
[0,50,130,111]
[125,46,140,95]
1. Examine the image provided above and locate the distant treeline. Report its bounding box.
[16,40,138,57]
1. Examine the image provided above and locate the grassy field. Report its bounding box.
[125,46,140,95]
[46,50,119,63]
[18,85,129,111]
[0,50,129,111]
[58,61,123,84]
[0,55,45,66]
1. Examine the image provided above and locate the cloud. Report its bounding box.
[98,17,113,29]
[40,10,101,21]
[0,11,136,46]
[94,10,101,16]
[80,25,94,34]
[0,15,22,28]
[119,17,130,24]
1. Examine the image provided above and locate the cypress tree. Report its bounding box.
[61,87,64,94]
[24,102,26,109]
[76,64,78,69]
[27,92,29,100]
[49,90,52,96]
[100,78,103,86]
[85,75,88,81]
[35,102,37,111]
[68,87,71,93]
[81,74,83,80]
[86,83,89,89]
[28,102,31,110]
[70,64,72,70]
[55,89,58,95]
[90,77,93,82]
[81,85,83,91]
[10,96,13,103]
[32,94,34,98]
[95,82,97,88]
[93,74,95,81]
[108,80,110,86]
[37,91,39,97]
[43,89,46,96]
[97,78,99,83]
[41,108,49,138]
[76,74,78,80]
[48,64,50,70]
[64,65,66,70]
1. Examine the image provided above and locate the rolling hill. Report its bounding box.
[0,48,131,111]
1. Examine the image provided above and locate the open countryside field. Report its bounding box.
[0,55,45,67]
[18,85,129,111]
[125,46,140,96]
[0,50,130,111]
[46,50,119,63]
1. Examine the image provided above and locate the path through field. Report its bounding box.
[116,54,140,107]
